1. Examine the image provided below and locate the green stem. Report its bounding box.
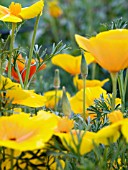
[54,88,58,112]
[124,68,128,94]
[91,63,96,79]
[118,70,125,112]
[24,14,40,89]
[10,149,14,170]
[15,62,24,88]
[82,75,86,120]
[110,72,118,111]
[8,23,16,79]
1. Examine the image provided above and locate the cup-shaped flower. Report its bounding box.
[73,75,109,90]
[52,53,95,75]
[0,0,44,23]
[75,29,128,72]
[7,54,46,82]
[0,112,57,151]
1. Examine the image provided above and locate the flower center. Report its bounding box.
[9,137,16,141]
[9,2,21,16]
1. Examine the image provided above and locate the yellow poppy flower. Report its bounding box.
[48,0,63,18]
[70,86,107,114]
[108,110,124,123]
[51,53,95,75]
[55,130,96,155]
[44,90,70,109]
[75,29,128,72]
[0,75,46,107]
[0,112,57,151]
[0,75,21,90]
[73,75,109,90]
[0,0,44,23]
[6,89,46,107]
[54,116,74,133]
[96,111,128,145]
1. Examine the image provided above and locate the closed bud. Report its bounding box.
[62,86,71,117]
[54,69,60,89]
[81,51,88,78]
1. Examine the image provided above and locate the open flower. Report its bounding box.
[70,86,107,114]
[73,75,109,90]
[55,130,97,155]
[75,29,128,72]
[52,53,95,75]
[0,0,44,23]
[0,112,57,151]
[95,111,128,145]
[0,75,46,108]
[44,90,70,109]
[7,54,46,82]
[48,0,63,18]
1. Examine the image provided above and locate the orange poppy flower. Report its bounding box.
[75,29,128,72]
[7,54,46,82]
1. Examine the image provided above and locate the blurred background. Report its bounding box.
[0,0,128,104]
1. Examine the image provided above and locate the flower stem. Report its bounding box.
[24,14,40,89]
[82,75,86,120]
[118,70,125,112]
[124,68,128,94]
[110,72,118,111]
[15,62,24,88]
[8,23,16,79]
[54,88,58,112]
[10,149,14,170]
[91,62,96,79]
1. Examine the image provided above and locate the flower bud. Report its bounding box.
[81,51,88,78]
[54,69,60,89]
[62,86,71,117]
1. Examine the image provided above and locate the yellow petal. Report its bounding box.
[0,14,22,22]
[75,29,128,72]
[0,113,57,151]
[73,75,109,90]
[6,89,46,107]
[52,54,81,75]
[44,90,70,109]
[20,0,44,20]
[108,110,124,123]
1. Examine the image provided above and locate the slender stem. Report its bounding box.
[24,14,40,89]
[8,23,16,79]
[15,62,24,88]
[10,149,14,170]
[82,75,86,120]
[124,68,128,94]
[118,70,125,112]
[110,72,118,111]
[54,88,58,112]
[91,63,96,79]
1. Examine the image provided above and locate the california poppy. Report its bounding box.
[0,0,44,23]
[75,29,128,73]
[8,54,46,82]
